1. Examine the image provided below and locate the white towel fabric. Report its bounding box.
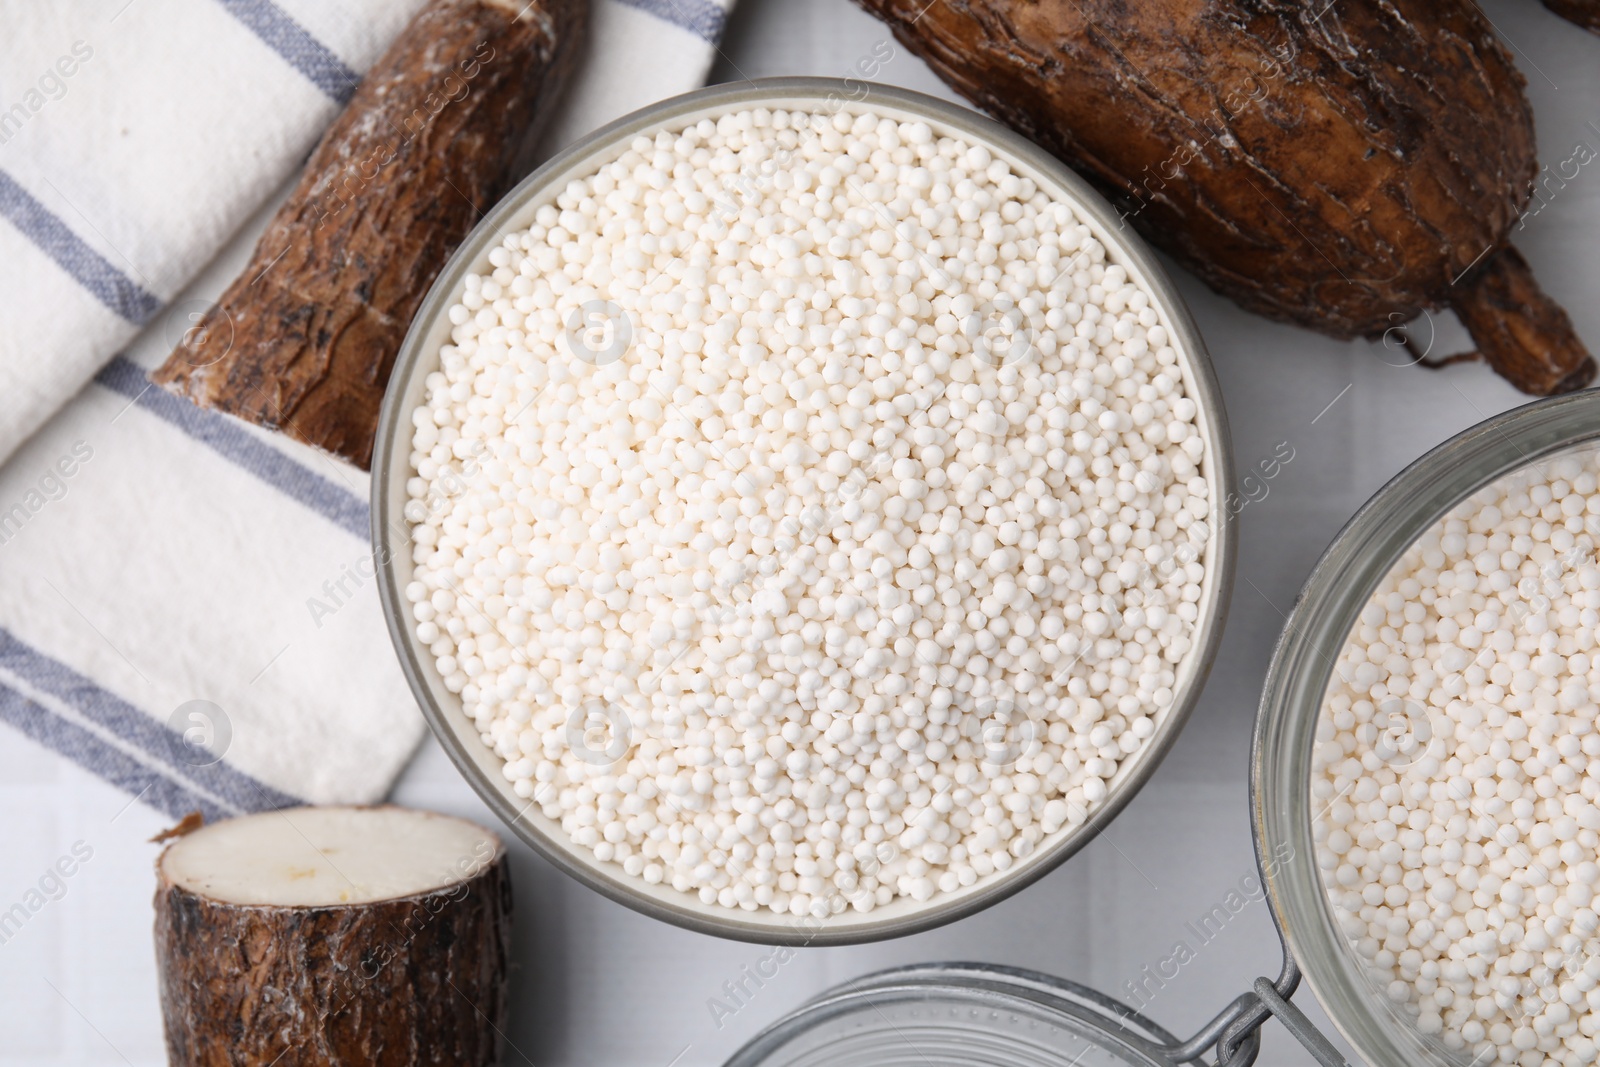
[0,0,736,819]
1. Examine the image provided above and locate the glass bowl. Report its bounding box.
[372,77,1237,944]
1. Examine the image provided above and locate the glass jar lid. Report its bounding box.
[722,963,1237,1067]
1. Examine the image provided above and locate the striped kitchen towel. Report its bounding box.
[0,0,737,820]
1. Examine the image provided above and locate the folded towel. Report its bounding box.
[0,0,736,820]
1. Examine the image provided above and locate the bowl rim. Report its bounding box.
[372,75,1238,945]
[1252,389,1600,1065]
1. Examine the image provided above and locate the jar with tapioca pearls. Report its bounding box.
[1258,391,1600,1067]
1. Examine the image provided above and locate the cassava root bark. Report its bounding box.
[153,0,586,469]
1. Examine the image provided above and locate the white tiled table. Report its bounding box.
[4,1,1598,1063]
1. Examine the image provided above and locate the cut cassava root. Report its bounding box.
[854,0,1597,396]
[153,806,511,1067]
[152,0,586,469]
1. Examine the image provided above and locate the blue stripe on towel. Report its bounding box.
[214,0,361,104]
[0,171,161,325]
[0,681,233,824]
[0,628,303,815]
[616,0,728,43]
[94,357,370,541]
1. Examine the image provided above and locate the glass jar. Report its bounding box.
[1255,390,1600,1066]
